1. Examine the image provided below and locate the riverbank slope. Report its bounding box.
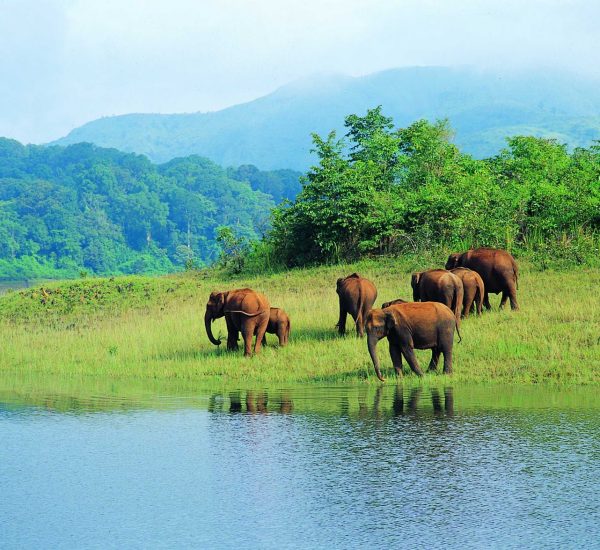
[0,259,598,385]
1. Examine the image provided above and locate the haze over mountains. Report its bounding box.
[53,66,600,170]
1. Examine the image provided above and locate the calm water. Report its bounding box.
[1,383,599,549]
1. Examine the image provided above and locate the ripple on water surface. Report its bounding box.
[1,384,599,548]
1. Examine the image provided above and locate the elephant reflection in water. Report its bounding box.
[245,391,268,413]
[223,390,293,414]
[392,386,454,417]
[357,386,454,418]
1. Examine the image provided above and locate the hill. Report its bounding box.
[0,138,299,279]
[52,67,600,170]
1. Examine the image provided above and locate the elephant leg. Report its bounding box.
[337,303,347,335]
[507,282,519,311]
[241,329,253,357]
[253,319,268,355]
[388,342,403,376]
[355,312,366,337]
[463,289,475,318]
[427,348,441,372]
[400,346,424,377]
[225,317,239,351]
[442,347,453,374]
[483,291,492,310]
[262,333,268,346]
[499,290,509,309]
[277,326,285,346]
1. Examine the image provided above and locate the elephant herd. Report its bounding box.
[204,247,519,381]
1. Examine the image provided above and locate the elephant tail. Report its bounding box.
[451,284,462,328]
[224,309,268,317]
[355,287,367,332]
[455,322,462,343]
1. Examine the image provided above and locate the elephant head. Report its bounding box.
[381,298,407,309]
[205,291,229,345]
[336,272,360,294]
[411,272,423,302]
[445,253,461,269]
[366,308,398,382]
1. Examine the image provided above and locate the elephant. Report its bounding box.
[445,247,519,310]
[336,273,378,337]
[449,267,485,317]
[263,307,291,346]
[205,288,270,356]
[381,298,407,308]
[366,302,460,381]
[411,269,464,326]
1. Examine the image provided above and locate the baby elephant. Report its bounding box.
[263,307,291,346]
[366,302,460,381]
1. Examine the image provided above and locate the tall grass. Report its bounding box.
[0,259,598,386]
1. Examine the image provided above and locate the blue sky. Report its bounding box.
[1,0,598,143]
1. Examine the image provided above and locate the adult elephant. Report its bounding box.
[445,248,519,310]
[336,273,377,337]
[366,302,459,381]
[205,288,270,356]
[449,267,485,317]
[411,269,463,326]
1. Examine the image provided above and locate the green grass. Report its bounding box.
[0,258,598,386]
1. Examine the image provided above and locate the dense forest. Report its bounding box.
[1,104,598,280]
[0,139,300,279]
[261,108,599,269]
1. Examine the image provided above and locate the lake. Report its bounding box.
[1,381,599,549]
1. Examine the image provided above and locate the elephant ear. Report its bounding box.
[446,254,460,269]
[411,272,422,289]
[384,310,399,332]
[336,278,344,292]
[213,291,227,312]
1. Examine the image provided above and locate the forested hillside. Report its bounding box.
[0,139,299,279]
[53,67,600,169]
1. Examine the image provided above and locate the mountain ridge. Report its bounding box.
[52,66,600,170]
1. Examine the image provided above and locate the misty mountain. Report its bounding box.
[52,66,600,170]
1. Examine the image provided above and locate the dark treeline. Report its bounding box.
[0,139,300,279]
[260,107,599,269]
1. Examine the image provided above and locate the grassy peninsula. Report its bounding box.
[0,258,598,386]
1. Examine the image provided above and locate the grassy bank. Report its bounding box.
[0,258,598,386]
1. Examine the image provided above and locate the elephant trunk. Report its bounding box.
[205,310,222,346]
[367,333,385,382]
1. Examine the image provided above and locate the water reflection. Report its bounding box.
[1,381,599,548]
[203,386,456,419]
